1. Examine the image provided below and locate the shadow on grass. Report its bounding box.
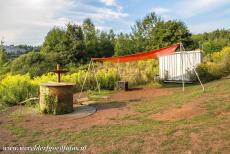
[127,88,143,91]
[160,82,200,88]
[90,101,127,111]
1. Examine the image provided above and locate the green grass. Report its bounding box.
[2,78,230,153]
[4,124,28,137]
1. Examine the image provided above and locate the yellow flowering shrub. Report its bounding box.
[0,74,37,105]
[0,60,159,105]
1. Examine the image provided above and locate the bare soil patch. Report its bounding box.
[151,102,204,121]
[107,87,172,102]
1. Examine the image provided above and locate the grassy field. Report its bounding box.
[0,78,230,154]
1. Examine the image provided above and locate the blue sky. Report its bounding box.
[0,0,229,45]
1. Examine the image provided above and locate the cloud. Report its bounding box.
[100,0,123,11]
[152,7,170,14]
[0,0,128,45]
[189,20,230,34]
[176,0,230,18]
[150,0,230,20]
[150,7,172,21]
[0,0,73,45]
[100,0,117,6]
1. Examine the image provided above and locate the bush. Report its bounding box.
[0,74,38,105]
[194,46,230,82]
[0,60,159,105]
[222,53,230,76]
[10,52,63,77]
[196,62,223,82]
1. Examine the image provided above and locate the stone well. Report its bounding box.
[39,82,75,115]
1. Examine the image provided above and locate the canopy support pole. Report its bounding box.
[117,59,121,79]
[180,42,205,92]
[78,60,92,100]
[92,61,101,94]
[180,43,185,92]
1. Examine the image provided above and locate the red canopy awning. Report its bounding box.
[92,44,179,63]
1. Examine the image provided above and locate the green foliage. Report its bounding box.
[97,69,121,90]
[196,62,223,82]
[151,20,193,50]
[97,30,115,57]
[115,12,193,55]
[202,41,224,55]
[83,18,97,58]
[131,12,161,51]
[0,43,7,65]
[114,33,135,56]
[0,59,161,105]
[0,74,37,105]
[192,29,230,54]
[0,50,7,66]
[44,94,58,114]
[195,47,230,82]
[65,23,86,63]
[10,52,61,76]
[41,27,66,53]
[41,21,115,64]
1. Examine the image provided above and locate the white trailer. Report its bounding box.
[159,50,202,81]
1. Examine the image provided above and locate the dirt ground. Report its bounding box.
[106,87,172,102]
[1,86,222,153]
[151,102,204,121]
[11,87,172,132]
[0,87,172,146]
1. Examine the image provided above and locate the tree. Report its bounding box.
[131,12,193,52]
[202,41,223,56]
[0,40,7,65]
[64,23,85,63]
[131,12,161,52]
[192,29,230,55]
[82,18,97,58]
[114,33,134,56]
[10,52,62,77]
[41,27,66,53]
[150,20,193,50]
[41,24,86,64]
[97,30,115,57]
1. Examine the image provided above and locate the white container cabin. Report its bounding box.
[159,50,202,81]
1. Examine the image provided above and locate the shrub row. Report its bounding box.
[0,59,159,105]
[194,47,230,82]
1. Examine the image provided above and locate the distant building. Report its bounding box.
[3,45,27,53]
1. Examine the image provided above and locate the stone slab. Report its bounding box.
[63,105,96,118]
[77,97,89,103]
[81,100,97,105]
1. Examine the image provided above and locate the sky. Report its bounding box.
[0,0,229,46]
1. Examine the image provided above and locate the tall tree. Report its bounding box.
[82,18,97,58]
[97,30,115,57]
[131,12,161,52]
[41,27,66,53]
[150,20,193,50]
[114,33,134,56]
[64,23,85,63]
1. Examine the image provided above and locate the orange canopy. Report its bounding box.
[92,44,179,63]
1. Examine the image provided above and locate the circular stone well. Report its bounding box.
[40,82,75,115]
